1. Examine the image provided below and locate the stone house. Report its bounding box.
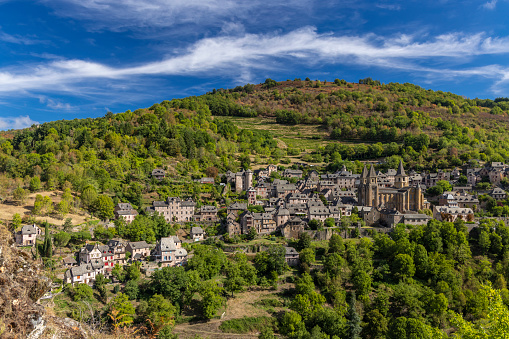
[64,261,105,286]
[114,203,138,224]
[126,241,151,260]
[151,168,166,181]
[191,227,205,241]
[14,224,41,247]
[153,236,187,267]
[194,205,218,222]
[285,247,300,267]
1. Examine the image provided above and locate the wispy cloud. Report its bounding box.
[482,0,497,9]
[43,0,310,33]
[0,116,39,130]
[0,28,509,96]
[37,95,75,110]
[0,29,48,45]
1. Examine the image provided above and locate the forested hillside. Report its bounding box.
[3,78,509,338]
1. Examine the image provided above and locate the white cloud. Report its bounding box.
[37,95,75,110]
[0,28,509,96]
[482,0,497,9]
[42,0,310,32]
[0,29,48,45]
[0,116,39,130]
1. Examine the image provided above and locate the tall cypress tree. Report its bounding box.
[42,222,52,258]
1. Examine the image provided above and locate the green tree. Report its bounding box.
[328,233,345,253]
[72,283,94,301]
[53,231,71,253]
[223,262,246,297]
[92,194,115,220]
[94,273,110,303]
[200,281,225,319]
[279,311,307,338]
[346,292,362,339]
[149,266,191,311]
[392,253,416,281]
[144,294,176,332]
[297,232,312,251]
[13,186,27,205]
[186,245,227,280]
[299,248,316,267]
[81,185,98,209]
[29,176,41,192]
[362,309,388,339]
[63,217,73,231]
[295,272,315,295]
[124,279,139,300]
[11,213,22,230]
[109,292,136,323]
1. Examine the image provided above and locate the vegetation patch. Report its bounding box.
[219,316,276,333]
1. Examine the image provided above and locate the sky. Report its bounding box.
[1,0,509,129]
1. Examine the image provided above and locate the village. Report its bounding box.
[12,159,509,288]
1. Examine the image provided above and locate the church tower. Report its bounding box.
[394,160,409,189]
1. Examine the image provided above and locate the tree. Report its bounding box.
[308,219,323,230]
[53,231,70,253]
[149,266,190,310]
[42,222,52,258]
[143,294,176,332]
[63,217,73,231]
[254,246,287,277]
[11,213,22,230]
[92,194,114,220]
[451,284,509,338]
[29,176,41,192]
[362,309,388,339]
[109,293,135,324]
[351,268,372,296]
[392,253,415,281]
[94,225,117,242]
[94,273,110,303]
[112,263,126,283]
[295,273,315,295]
[246,226,257,240]
[13,186,27,205]
[124,279,139,300]
[299,248,316,267]
[328,233,345,253]
[279,311,307,338]
[297,232,312,251]
[72,283,94,301]
[224,262,246,297]
[346,292,362,339]
[199,281,225,319]
[186,245,227,280]
[81,185,98,209]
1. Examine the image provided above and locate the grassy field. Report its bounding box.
[221,116,331,151]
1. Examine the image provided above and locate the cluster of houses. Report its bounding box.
[62,234,194,286]
[13,162,509,287]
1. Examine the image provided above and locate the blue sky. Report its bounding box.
[0,0,509,129]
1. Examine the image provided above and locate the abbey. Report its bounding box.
[358,161,424,212]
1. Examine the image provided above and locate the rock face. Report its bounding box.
[0,224,85,338]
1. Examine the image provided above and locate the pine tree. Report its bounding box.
[346,291,362,339]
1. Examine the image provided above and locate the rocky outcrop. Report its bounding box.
[0,224,86,338]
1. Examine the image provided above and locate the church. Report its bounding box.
[358,161,424,213]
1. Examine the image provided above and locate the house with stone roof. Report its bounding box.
[14,224,41,247]
[114,202,138,224]
[153,236,187,267]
